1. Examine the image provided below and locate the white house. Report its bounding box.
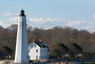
[28,42,49,60]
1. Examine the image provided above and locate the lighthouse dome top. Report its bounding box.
[19,9,25,16]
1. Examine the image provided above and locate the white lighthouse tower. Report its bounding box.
[14,9,29,63]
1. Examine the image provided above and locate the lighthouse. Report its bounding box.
[14,9,29,63]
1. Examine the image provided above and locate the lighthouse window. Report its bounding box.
[36,55,38,60]
[36,49,38,53]
[29,56,30,59]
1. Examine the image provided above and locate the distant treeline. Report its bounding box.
[0,25,95,60]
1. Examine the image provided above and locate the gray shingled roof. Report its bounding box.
[35,42,49,48]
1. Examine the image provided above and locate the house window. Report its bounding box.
[44,56,46,58]
[44,50,46,52]
[35,45,36,47]
[41,56,43,59]
[36,49,38,53]
[41,50,43,52]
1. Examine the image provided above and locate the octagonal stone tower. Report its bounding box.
[14,9,29,63]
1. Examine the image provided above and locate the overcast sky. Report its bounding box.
[0,0,95,32]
